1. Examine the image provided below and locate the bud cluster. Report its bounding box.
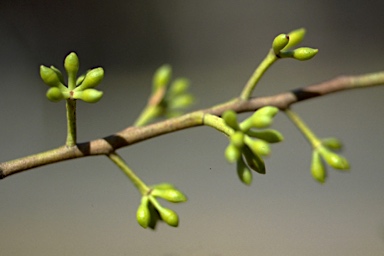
[136,183,187,229]
[40,52,104,103]
[311,138,350,183]
[222,107,284,185]
[272,28,318,61]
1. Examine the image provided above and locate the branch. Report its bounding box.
[1,71,383,179]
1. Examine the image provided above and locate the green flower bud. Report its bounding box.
[272,33,289,55]
[291,47,318,61]
[245,138,271,156]
[168,94,194,109]
[283,28,306,50]
[311,150,326,183]
[169,78,190,96]
[49,66,65,84]
[75,67,104,90]
[152,183,176,190]
[225,143,242,163]
[246,129,284,143]
[147,200,160,230]
[40,65,64,87]
[157,206,179,227]
[136,196,151,228]
[153,64,172,91]
[236,157,253,185]
[321,137,343,151]
[242,106,279,129]
[46,87,65,102]
[319,147,350,170]
[222,110,240,130]
[76,74,86,86]
[151,188,187,203]
[230,131,245,148]
[73,89,103,103]
[64,52,79,77]
[243,146,266,174]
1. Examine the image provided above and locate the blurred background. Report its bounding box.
[1,1,384,255]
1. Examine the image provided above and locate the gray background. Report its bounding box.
[1,1,384,255]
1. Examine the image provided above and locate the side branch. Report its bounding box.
[1,71,383,179]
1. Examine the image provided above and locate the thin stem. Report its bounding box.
[203,113,234,136]
[284,108,321,148]
[65,99,77,146]
[240,49,278,100]
[107,151,149,195]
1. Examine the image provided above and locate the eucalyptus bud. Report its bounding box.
[64,52,79,77]
[136,196,151,228]
[169,94,194,109]
[292,47,318,61]
[321,137,342,150]
[272,34,289,55]
[243,146,266,174]
[157,206,179,227]
[169,78,190,96]
[283,28,306,50]
[242,106,279,129]
[246,129,284,143]
[74,89,103,103]
[152,188,187,203]
[225,144,241,163]
[245,138,271,156]
[153,64,172,91]
[40,65,63,87]
[75,67,104,90]
[319,147,350,170]
[152,183,176,190]
[46,87,65,102]
[311,150,326,183]
[237,157,253,185]
[230,131,245,148]
[50,65,65,84]
[222,110,240,130]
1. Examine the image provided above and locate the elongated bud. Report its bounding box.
[225,144,241,163]
[169,94,194,109]
[76,67,104,90]
[237,157,253,185]
[40,65,63,87]
[153,64,172,91]
[169,78,190,96]
[245,137,271,156]
[272,34,289,55]
[136,197,151,228]
[222,110,240,130]
[243,146,266,174]
[64,52,79,77]
[230,131,245,148]
[73,89,103,103]
[319,147,350,170]
[46,87,65,102]
[152,183,176,190]
[279,47,318,61]
[245,106,279,129]
[321,138,343,150]
[311,150,326,183]
[283,28,306,50]
[50,66,65,84]
[157,206,179,227]
[151,188,187,203]
[246,129,284,143]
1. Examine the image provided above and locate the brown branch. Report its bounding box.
[1,71,384,179]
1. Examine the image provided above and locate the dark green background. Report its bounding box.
[1,1,383,255]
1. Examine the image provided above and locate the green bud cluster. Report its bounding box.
[271,28,318,61]
[152,65,195,117]
[222,107,284,185]
[40,52,104,103]
[311,137,350,183]
[136,183,187,229]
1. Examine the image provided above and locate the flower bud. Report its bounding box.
[157,206,179,227]
[50,65,65,84]
[169,78,190,96]
[311,150,326,183]
[169,94,194,109]
[321,137,342,150]
[272,34,289,55]
[245,138,270,156]
[236,157,252,185]
[136,197,151,228]
[319,147,350,170]
[283,28,306,50]
[246,129,284,143]
[246,106,279,129]
[76,67,104,90]
[46,87,65,102]
[230,131,245,148]
[40,65,63,87]
[74,89,103,103]
[222,110,240,130]
[225,144,242,163]
[152,188,187,203]
[153,64,172,91]
[243,146,266,174]
[64,52,79,77]
[152,183,176,190]
[292,47,318,61]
